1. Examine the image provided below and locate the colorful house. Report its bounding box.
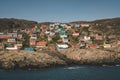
[60,33,67,38]
[45,30,51,34]
[72,32,79,36]
[0,35,11,40]
[49,47,56,51]
[84,36,91,41]
[41,26,46,32]
[62,37,69,43]
[8,33,18,38]
[30,36,37,40]
[17,34,23,39]
[89,45,99,49]
[95,34,103,40]
[14,44,23,49]
[71,45,80,48]
[103,43,111,48]
[74,24,80,27]
[65,24,71,29]
[0,43,4,49]
[55,22,60,26]
[6,46,18,50]
[36,42,47,47]
[79,41,86,48]
[49,32,55,36]
[24,47,34,52]
[7,38,16,43]
[40,32,44,38]
[56,44,69,50]
[81,23,90,27]
[57,25,63,31]
[29,39,36,46]
[50,24,55,27]
[117,41,120,45]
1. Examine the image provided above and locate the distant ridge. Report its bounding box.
[0,17,120,32]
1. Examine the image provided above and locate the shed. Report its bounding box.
[24,48,34,51]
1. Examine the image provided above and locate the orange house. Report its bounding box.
[36,42,47,47]
[49,47,56,51]
[71,45,80,48]
[0,35,11,39]
[89,45,99,49]
[30,39,36,46]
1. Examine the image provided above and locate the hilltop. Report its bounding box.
[0,18,38,32]
[0,17,120,31]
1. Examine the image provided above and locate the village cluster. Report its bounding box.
[0,22,120,51]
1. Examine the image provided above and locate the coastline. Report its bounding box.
[0,47,120,70]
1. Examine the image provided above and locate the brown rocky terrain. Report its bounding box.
[0,47,120,70]
[0,50,67,69]
[60,47,120,65]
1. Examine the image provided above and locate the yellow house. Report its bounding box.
[103,43,111,48]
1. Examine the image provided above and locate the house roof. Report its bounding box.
[71,45,80,48]
[36,42,47,46]
[0,35,11,39]
[89,45,98,49]
[72,32,79,36]
[14,44,23,47]
[57,44,69,48]
[117,41,120,44]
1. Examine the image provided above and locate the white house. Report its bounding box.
[7,38,16,43]
[84,36,91,41]
[74,24,80,27]
[62,37,69,43]
[30,36,37,40]
[72,32,79,36]
[50,24,55,27]
[45,30,51,34]
[56,44,69,50]
[6,46,18,50]
[81,24,90,27]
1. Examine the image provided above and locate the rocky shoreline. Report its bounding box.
[0,47,120,70]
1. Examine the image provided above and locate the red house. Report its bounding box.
[71,45,80,48]
[36,42,47,47]
[72,32,79,36]
[117,41,120,45]
[89,45,99,49]
[95,34,103,40]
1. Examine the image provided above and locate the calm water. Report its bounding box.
[0,66,120,80]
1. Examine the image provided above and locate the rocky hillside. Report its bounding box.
[0,46,120,70]
[0,18,38,32]
[0,17,120,33]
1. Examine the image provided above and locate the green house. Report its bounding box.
[60,33,67,38]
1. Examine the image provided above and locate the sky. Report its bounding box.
[0,0,120,22]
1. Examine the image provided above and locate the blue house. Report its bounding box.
[24,47,34,52]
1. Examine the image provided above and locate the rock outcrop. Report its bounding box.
[60,48,120,65]
[0,47,120,70]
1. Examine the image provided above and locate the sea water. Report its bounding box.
[0,66,120,80]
